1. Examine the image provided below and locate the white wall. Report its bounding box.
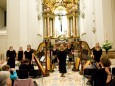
[94,0,105,45]
[7,0,20,51]
[102,0,114,42]
[80,0,98,48]
[20,0,28,50]
[6,0,43,51]
[27,0,43,50]
[80,0,114,49]
[0,8,4,29]
[0,35,8,55]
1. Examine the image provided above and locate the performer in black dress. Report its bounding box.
[17,47,23,61]
[57,44,67,77]
[6,46,16,68]
[90,56,112,86]
[52,45,58,68]
[24,45,34,69]
[66,43,73,68]
[92,43,102,63]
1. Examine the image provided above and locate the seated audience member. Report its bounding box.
[18,59,30,79]
[90,56,112,86]
[2,65,17,86]
[0,71,12,86]
[19,59,30,71]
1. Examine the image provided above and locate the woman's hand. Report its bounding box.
[105,67,111,74]
[105,67,112,84]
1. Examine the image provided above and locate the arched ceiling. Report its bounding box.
[43,0,79,13]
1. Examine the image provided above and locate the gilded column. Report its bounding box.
[73,16,75,36]
[53,18,55,38]
[44,18,46,38]
[47,16,50,37]
[76,17,79,37]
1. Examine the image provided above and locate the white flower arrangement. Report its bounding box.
[102,40,112,53]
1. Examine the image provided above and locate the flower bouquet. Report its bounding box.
[102,40,112,54]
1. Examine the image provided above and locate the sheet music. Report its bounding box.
[40,56,45,62]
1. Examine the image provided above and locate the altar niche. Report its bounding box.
[54,6,68,38]
[42,0,79,39]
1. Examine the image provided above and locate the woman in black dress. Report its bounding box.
[17,47,23,61]
[24,45,34,69]
[91,56,112,86]
[57,44,67,77]
[6,46,16,68]
[92,43,102,63]
[52,45,58,68]
[66,43,73,68]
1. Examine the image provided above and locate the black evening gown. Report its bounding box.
[93,48,102,62]
[91,68,107,86]
[24,50,34,69]
[57,50,67,73]
[24,50,33,62]
[52,49,58,63]
[18,51,23,61]
[6,50,16,68]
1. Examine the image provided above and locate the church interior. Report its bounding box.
[0,0,115,86]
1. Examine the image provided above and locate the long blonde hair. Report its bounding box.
[59,44,65,51]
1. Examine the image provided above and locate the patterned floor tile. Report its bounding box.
[33,67,86,86]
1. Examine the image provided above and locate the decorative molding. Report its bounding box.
[92,27,96,34]
[81,32,86,36]
[36,0,42,20]
[37,33,42,37]
[80,0,86,19]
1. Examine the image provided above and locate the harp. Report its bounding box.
[72,41,91,73]
[34,42,50,77]
[79,41,92,75]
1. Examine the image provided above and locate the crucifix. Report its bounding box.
[58,15,63,32]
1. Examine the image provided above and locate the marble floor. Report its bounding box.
[33,67,86,86]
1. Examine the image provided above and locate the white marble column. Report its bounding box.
[111,0,115,48]
[102,0,114,43]
[7,0,20,50]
